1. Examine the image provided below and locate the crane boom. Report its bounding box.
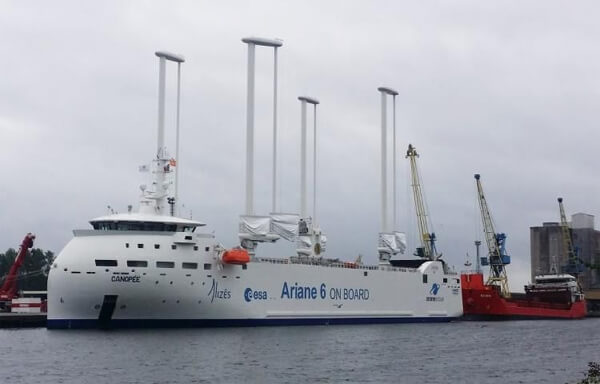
[557,197,584,276]
[474,174,510,298]
[406,144,439,260]
[0,233,36,301]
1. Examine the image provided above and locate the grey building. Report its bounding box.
[530,213,600,291]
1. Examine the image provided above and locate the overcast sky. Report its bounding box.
[2,1,599,291]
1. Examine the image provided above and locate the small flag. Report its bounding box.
[169,158,177,167]
[138,164,149,172]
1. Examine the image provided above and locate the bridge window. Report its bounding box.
[91,221,193,232]
[157,261,175,268]
[127,260,148,267]
[204,263,212,270]
[95,260,117,267]
[154,244,160,249]
[183,262,198,269]
[137,244,144,249]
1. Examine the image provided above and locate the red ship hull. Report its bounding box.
[461,273,587,320]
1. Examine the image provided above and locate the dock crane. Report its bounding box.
[0,233,36,307]
[557,197,584,276]
[474,174,511,298]
[406,144,440,261]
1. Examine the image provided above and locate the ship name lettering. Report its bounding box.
[111,275,141,283]
[280,282,318,300]
[281,282,370,301]
[343,288,369,300]
[330,287,369,300]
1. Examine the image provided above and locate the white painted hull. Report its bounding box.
[47,231,463,328]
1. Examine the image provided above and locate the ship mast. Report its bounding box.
[142,51,185,216]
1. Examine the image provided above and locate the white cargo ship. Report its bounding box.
[47,43,462,329]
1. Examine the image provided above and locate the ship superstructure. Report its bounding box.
[47,42,462,329]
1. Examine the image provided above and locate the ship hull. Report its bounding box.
[47,231,463,329]
[461,273,586,320]
[47,316,457,329]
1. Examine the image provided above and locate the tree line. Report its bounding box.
[0,248,55,292]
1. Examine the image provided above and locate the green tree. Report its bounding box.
[575,362,600,384]
[0,248,55,292]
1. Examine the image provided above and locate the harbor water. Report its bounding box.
[1,319,599,384]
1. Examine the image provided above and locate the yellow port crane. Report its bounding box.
[557,197,584,276]
[406,144,440,261]
[474,174,511,298]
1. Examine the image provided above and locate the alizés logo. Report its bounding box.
[430,283,440,295]
[208,278,231,303]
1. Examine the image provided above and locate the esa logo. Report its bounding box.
[244,288,268,302]
[430,283,440,295]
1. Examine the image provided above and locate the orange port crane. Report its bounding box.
[474,174,511,298]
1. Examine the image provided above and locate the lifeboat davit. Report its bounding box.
[221,249,250,265]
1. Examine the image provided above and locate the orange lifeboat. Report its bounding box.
[222,249,250,265]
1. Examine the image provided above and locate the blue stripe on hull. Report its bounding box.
[47,316,458,329]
